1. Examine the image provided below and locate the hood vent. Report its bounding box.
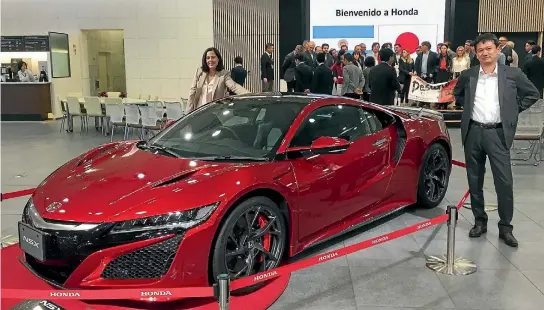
[153,171,198,188]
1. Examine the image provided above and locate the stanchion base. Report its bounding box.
[425,255,477,275]
[463,202,498,212]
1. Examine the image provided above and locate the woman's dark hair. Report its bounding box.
[201,47,224,72]
[372,42,380,49]
[18,61,27,71]
[335,50,346,65]
[364,56,375,67]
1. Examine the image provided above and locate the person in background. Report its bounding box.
[230,56,247,87]
[341,53,364,99]
[17,61,35,82]
[498,36,513,66]
[329,48,338,65]
[362,56,375,101]
[398,49,415,104]
[330,50,345,96]
[443,41,457,58]
[321,43,335,67]
[436,44,453,83]
[415,45,422,55]
[302,40,317,67]
[38,65,48,82]
[506,41,519,67]
[294,53,313,93]
[281,45,303,92]
[523,45,544,98]
[465,40,476,63]
[368,48,401,105]
[260,43,275,92]
[186,47,248,114]
[415,41,439,82]
[352,52,363,69]
[452,46,470,78]
[525,40,537,62]
[311,52,334,94]
[469,41,480,67]
[370,42,380,62]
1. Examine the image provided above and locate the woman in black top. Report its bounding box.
[435,44,453,83]
[398,49,415,104]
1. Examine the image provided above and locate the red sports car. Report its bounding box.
[19,93,451,298]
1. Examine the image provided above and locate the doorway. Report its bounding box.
[98,52,111,92]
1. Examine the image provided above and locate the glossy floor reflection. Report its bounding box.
[2,121,544,310]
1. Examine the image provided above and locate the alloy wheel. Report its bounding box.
[223,205,284,279]
[423,148,449,202]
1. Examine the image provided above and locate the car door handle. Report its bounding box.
[373,138,387,147]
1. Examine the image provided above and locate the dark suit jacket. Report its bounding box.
[398,59,415,83]
[281,52,296,82]
[368,63,401,105]
[260,52,274,80]
[324,53,335,68]
[452,64,540,149]
[294,63,313,92]
[500,45,514,66]
[230,66,247,86]
[523,55,544,90]
[302,52,316,67]
[311,64,334,94]
[415,51,439,79]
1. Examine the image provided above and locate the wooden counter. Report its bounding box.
[1,82,52,121]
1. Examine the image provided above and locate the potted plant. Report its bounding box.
[99,91,108,97]
[119,92,127,99]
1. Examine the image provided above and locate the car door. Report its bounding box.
[287,104,393,241]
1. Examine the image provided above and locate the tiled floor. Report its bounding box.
[1,121,544,310]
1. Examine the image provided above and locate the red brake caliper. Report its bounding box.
[258,216,271,263]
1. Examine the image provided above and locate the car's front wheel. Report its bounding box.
[211,196,287,287]
[417,143,451,208]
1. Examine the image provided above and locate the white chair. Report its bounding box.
[139,94,150,100]
[138,106,162,140]
[58,96,68,132]
[123,104,142,140]
[165,101,183,121]
[511,100,543,166]
[66,96,87,134]
[147,100,166,119]
[105,103,125,142]
[84,96,105,134]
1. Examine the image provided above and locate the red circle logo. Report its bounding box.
[395,32,419,54]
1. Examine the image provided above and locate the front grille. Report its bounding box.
[101,234,183,279]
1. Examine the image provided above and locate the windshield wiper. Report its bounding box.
[196,156,269,162]
[140,142,181,158]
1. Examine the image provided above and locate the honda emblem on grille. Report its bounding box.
[46,202,62,213]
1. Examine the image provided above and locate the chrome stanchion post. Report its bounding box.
[216,274,230,310]
[426,205,477,275]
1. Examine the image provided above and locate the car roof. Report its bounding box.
[231,92,339,105]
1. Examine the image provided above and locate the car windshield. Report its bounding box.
[146,97,307,160]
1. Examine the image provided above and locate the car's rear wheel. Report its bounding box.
[211,196,286,291]
[417,143,451,208]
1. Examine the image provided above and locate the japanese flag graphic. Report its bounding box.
[377,24,439,56]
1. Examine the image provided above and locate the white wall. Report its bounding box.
[1,0,213,117]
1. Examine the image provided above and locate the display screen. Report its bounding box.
[309,0,446,56]
[49,32,71,78]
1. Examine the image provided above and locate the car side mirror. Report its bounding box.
[310,136,350,150]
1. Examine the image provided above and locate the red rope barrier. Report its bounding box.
[1,161,468,300]
[1,188,35,201]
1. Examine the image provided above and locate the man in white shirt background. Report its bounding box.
[453,33,540,247]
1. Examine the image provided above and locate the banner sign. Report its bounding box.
[408,76,457,103]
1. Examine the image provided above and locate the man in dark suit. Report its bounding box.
[498,36,514,66]
[294,53,313,93]
[230,56,247,87]
[523,45,544,98]
[368,48,401,105]
[311,52,334,94]
[321,43,335,68]
[260,43,274,92]
[414,41,439,82]
[453,33,540,247]
[302,40,317,68]
[524,40,537,63]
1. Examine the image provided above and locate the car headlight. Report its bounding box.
[110,202,219,234]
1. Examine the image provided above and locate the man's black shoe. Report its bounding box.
[499,232,518,247]
[469,225,487,238]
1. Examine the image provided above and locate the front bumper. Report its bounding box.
[20,204,217,291]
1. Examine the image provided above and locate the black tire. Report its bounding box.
[417,143,451,208]
[211,196,287,291]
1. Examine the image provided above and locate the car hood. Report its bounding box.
[33,142,258,223]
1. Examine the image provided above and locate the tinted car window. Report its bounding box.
[290,105,374,147]
[148,98,307,159]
